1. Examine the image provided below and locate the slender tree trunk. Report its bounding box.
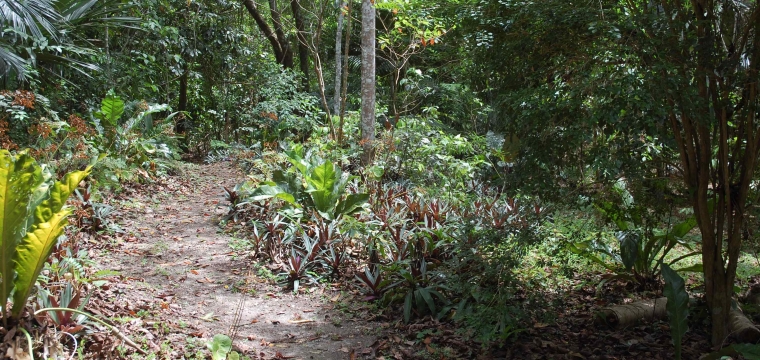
[338,0,353,145]
[360,0,375,165]
[333,1,345,116]
[309,0,333,136]
[291,0,310,91]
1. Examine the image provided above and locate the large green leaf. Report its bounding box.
[207,334,233,360]
[96,89,124,128]
[0,151,46,319]
[11,167,91,317]
[335,193,369,217]
[308,161,337,192]
[618,230,639,271]
[249,184,300,208]
[12,210,70,315]
[311,189,333,218]
[662,263,689,360]
[668,216,697,239]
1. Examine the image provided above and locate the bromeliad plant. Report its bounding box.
[0,150,91,326]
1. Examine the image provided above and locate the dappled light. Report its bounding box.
[0,0,758,359]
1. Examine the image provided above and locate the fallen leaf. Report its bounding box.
[200,313,214,322]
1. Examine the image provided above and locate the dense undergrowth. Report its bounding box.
[208,112,744,351]
[4,84,760,358]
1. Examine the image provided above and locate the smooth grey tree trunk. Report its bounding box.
[333,1,345,116]
[360,0,375,165]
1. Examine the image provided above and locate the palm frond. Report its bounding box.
[0,43,27,78]
[56,0,139,29]
[0,0,60,40]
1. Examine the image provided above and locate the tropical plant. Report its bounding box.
[36,282,91,334]
[355,266,388,301]
[91,90,180,166]
[394,260,448,323]
[662,263,689,360]
[320,245,347,279]
[282,249,314,292]
[0,149,91,325]
[72,185,116,232]
[222,183,255,222]
[249,147,369,221]
[0,0,137,81]
[207,334,240,360]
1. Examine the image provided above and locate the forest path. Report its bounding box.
[94,161,378,359]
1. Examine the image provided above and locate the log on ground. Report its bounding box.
[730,308,760,343]
[596,297,668,329]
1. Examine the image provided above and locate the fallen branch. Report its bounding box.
[596,297,668,329]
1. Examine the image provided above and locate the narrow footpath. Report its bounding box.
[92,161,379,359]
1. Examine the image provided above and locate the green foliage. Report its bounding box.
[570,180,699,288]
[95,89,125,130]
[377,116,491,191]
[207,334,239,360]
[0,0,136,81]
[36,281,91,333]
[662,263,689,360]
[248,146,368,221]
[0,150,91,322]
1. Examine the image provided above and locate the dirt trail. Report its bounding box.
[93,161,379,359]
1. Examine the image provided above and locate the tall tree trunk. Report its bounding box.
[269,0,293,69]
[242,0,293,68]
[360,0,375,165]
[291,0,310,91]
[333,1,345,116]
[338,0,353,145]
[175,64,189,135]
